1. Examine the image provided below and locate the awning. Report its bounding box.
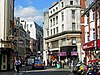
[82,39,100,51]
[88,59,100,63]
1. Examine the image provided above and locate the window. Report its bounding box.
[30,24,32,27]
[52,40,58,48]
[24,24,26,29]
[50,19,52,27]
[51,29,52,35]
[47,30,49,36]
[56,27,58,33]
[72,37,76,45]
[62,12,64,21]
[62,38,66,46]
[93,33,95,40]
[50,11,52,14]
[62,24,64,31]
[72,10,75,19]
[72,23,75,31]
[87,32,90,41]
[53,18,55,26]
[93,12,94,20]
[56,7,58,11]
[56,16,58,24]
[53,9,55,12]
[70,1,73,5]
[61,2,64,7]
[53,28,55,34]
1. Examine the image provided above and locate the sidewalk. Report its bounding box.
[0,70,15,75]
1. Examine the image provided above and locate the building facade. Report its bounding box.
[82,0,100,65]
[21,21,43,59]
[43,0,82,66]
[0,0,14,71]
[14,17,30,60]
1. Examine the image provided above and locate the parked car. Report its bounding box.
[32,59,44,69]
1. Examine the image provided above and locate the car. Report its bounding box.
[32,59,44,69]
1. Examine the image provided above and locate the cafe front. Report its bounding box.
[82,39,100,65]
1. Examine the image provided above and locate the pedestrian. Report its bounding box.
[61,60,64,69]
[65,58,68,66]
[15,58,21,73]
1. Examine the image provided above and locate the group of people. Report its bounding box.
[47,58,73,69]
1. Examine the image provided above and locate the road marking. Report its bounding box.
[14,72,23,75]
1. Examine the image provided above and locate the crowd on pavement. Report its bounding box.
[47,57,74,69]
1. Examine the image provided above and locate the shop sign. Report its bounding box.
[71,52,78,56]
[82,39,100,51]
[82,41,94,50]
[57,52,66,56]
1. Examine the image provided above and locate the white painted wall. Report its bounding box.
[26,22,36,40]
[0,0,5,47]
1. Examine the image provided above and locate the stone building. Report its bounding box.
[43,0,82,66]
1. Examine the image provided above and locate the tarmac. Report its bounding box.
[0,65,73,75]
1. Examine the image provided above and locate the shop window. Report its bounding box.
[62,38,66,46]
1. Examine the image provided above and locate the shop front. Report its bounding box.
[60,46,78,61]
[0,48,14,71]
[82,39,100,65]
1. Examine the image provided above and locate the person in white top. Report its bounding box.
[15,58,21,73]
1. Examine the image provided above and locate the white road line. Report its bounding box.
[14,72,23,75]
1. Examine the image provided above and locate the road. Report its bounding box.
[13,68,74,75]
[0,66,74,75]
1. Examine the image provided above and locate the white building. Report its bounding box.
[21,21,36,40]
[0,0,14,71]
[21,20,43,58]
[44,0,82,66]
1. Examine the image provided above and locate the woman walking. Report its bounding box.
[15,58,21,73]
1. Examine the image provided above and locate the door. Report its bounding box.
[1,54,7,70]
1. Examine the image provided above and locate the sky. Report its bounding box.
[14,0,59,26]
[14,0,93,26]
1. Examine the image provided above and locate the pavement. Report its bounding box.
[0,65,73,75]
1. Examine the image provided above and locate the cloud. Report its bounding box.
[14,6,44,23]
